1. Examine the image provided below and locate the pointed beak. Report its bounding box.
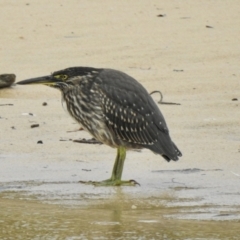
[17,75,60,86]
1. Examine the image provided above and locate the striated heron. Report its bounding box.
[18,67,182,186]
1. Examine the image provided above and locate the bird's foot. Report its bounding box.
[79,179,140,186]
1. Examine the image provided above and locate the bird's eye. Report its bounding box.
[54,74,68,81]
[61,74,68,80]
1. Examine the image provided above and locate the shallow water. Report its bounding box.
[1,191,240,240]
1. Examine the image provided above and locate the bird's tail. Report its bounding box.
[149,137,182,162]
[161,141,182,162]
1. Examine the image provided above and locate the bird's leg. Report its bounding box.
[111,146,126,181]
[80,147,139,186]
[96,147,139,186]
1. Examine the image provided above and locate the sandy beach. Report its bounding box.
[0,0,240,239]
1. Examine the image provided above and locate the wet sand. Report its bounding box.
[1,0,240,239]
[0,194,239,240]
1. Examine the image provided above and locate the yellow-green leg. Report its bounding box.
[80,147,139,186]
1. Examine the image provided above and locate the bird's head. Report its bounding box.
[17,67,101,89]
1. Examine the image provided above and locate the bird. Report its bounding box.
[17,67,182,186]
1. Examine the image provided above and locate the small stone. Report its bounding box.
[82,169,91,172]
[232,98,238,101]
[173,69,184,72]
[131,205,137,209]
[42,102,47,106]
[31,124,39,128]
[37,140,43,144]
[157,14,166,17]
[59,138,68,141]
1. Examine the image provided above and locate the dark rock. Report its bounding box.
[0,74,16,88]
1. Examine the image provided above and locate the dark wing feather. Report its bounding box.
[98,69,181,161]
